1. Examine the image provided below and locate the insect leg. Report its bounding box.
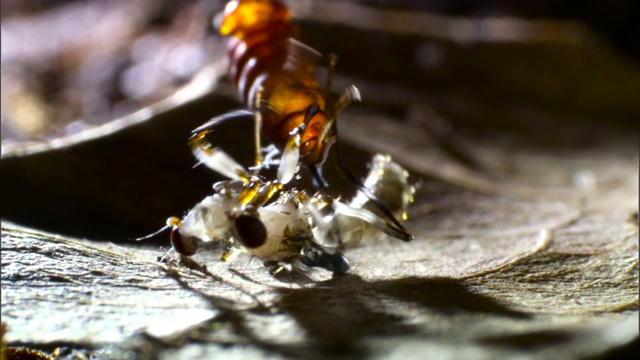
[192,109,254,134]
[253,91,264,169]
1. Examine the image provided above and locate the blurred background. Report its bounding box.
[2,0,638,143]
[1,0,222,142]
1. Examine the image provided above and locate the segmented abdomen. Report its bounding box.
[221,0,329,160]
[226,23,291,105]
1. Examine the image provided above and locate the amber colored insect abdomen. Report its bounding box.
[221,0,293,103]
[220,0,332,165]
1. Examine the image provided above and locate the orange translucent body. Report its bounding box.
[220,0,334,166]
[220,0,290,38]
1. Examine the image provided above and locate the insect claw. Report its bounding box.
[192,109,254,134]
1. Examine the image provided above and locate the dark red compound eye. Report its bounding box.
[234,215,267,249]
[170,226,200,256]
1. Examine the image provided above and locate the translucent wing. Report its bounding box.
[283,38,322,76]
[189,132,249,181]
[277,133,300,184]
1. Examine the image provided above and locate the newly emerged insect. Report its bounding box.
[169,178,352,274]
[161,135,347,272]
[161,139,415,274]
[191,0,412,241]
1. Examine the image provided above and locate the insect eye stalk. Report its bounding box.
[170,226,201,256]
[233,214,267,249]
